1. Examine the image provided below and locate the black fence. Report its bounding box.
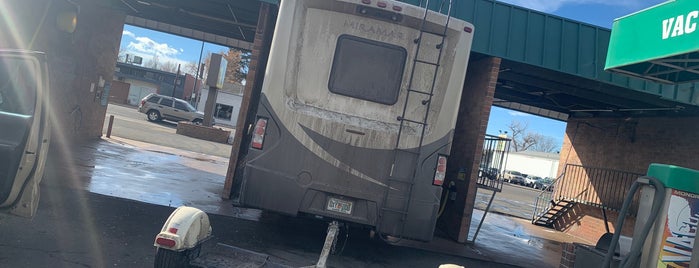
[476,134,511,191]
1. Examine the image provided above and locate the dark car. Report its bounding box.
[533,177,555,190]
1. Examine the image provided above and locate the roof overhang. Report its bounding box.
[605,0,699,84]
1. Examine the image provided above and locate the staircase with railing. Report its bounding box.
[531,164,643,228]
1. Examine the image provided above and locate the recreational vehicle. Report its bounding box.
[233,0,474,242]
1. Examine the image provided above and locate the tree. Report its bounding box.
[507,120,536,152]
[145,54,160,69]
[221,48,250,85]
[506,120,559,152]
[159,61,179,73]
[117,47,127,63]
[184,61,200,77]
[197,48,249,86]
[530,133,559,153]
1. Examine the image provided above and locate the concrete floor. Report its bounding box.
[0,134,596,267]
[12,136,588,267]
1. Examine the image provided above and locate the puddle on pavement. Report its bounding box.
[61,140,261,222]
[469,210,563,268]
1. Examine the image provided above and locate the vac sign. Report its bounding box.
[662,11,699,39]
[605,0,699,81]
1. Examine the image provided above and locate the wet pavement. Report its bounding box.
[11,137,587,267]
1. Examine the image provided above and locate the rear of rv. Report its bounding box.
[237,0,473,241]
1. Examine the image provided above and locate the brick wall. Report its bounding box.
[553,203,635,244]
[439,56,500,243]
[3,1,126,146]
[559,116,699,175]
[560,243,576,268]
[176,122,231,144]
[554,116,699,242]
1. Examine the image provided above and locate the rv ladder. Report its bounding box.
[379,0,454,239]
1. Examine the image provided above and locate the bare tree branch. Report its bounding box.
[506,119,559,152]
[531,133,559,153]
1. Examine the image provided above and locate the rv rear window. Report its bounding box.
[328,35,407,105]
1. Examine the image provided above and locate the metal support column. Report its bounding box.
[468,189,497,244]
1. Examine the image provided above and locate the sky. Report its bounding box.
[118,0,668,150]
[119,25,229,72]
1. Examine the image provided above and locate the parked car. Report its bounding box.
[533,177,555,190]
[478,167,500,180]
[509,175,525,186]
[524,175,542,188]
[138,93,207,124]
[501,170,523,183]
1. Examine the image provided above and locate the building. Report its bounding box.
[197,83,243,128]
[504,151,560,178]
[111,62,197,105]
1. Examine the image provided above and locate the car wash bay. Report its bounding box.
[6,0,699,246]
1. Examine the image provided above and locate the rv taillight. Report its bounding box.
[377,1,387,8]
[251,117,268,150]
[433,155,447,186]
[155,237,176,248]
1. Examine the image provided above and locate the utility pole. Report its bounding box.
[193,41,205,107]
[172,64,181,98]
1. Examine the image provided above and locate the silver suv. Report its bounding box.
[138,93,205,124]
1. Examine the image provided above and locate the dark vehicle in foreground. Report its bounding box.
[0,50,50,218]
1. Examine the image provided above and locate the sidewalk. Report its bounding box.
[41,136,586,267]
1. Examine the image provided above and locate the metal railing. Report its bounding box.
[531,172,564,223]
[555,164,643,214]
[476,134,511,192]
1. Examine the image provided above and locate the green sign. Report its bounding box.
[605,0,699,71]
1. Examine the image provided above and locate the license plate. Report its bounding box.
[326,197,353,215]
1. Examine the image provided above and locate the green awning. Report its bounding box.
[605,0,699,84]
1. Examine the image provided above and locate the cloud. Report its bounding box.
[508,111,532,117]
[122,30,135,38]
[497,0,652,13]
[127,36,180,57]
[120,30,191,70]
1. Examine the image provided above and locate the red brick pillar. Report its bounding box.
[2,1,126,144]
[440,56,500,243]
[223,3,278,199]
[560,243,577,268]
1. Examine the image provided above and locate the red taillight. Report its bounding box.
[392,5,402,11]
[251,118,268,150]
[168,227,178,234]
[155,237,176,248]
[464,26,473,33]
[361,0,371,4]
[140,100,146,107]
[433,155,447,186]
[377,1,387,8]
